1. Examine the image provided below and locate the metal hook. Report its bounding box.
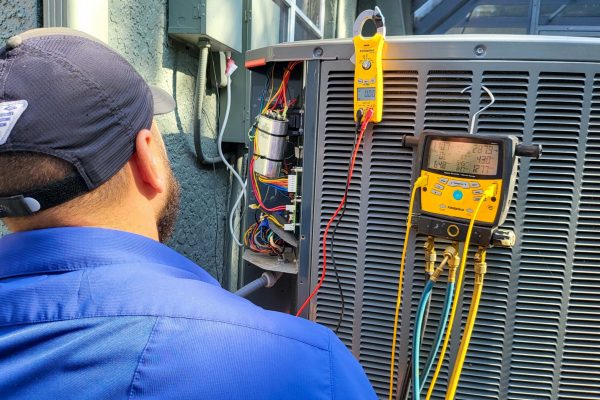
[461,85,496,135]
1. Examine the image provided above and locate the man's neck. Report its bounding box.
[5,210,160,241]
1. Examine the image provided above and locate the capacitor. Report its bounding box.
[253,114,288,178]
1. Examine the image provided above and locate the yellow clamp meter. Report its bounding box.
[404,131,541,246]
[352,7,385,123]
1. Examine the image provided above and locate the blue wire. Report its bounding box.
[413,280,434,400]
[420,282,455,391]
[263,183,288,192]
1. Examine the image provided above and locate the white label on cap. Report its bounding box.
[0,100,28,145]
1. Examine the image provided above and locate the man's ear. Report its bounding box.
[132,129,166,193]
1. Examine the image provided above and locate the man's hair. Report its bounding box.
[0,151,128,225]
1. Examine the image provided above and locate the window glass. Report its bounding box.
[294,19,320,41]
[297,0,321,26]
[444,1,530,34]
[251,0,283,49]
[412,0,600,36]
[539,0,600,26]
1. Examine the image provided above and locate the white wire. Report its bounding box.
[229,187,245,247]
[217,73,246,247]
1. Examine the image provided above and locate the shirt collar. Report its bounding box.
[0,226,219,286]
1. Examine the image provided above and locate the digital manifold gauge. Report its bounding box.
[406,131,541,246]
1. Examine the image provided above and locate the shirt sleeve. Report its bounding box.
[328,331,378,399]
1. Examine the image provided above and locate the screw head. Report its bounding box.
[474,45,487,57]
[313,47,324,57]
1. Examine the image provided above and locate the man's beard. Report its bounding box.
[157,169,181,243]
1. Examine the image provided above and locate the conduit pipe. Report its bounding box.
[235,271,283,298]
[193,42,228,165]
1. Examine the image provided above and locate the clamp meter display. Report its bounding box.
[408,131,542,245]
[352,8,385,123]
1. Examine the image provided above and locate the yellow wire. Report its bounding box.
[388,175,428,400]
[445,249,486,400]
[263,87,281,113]
[425,185,496,400]
[258,176,288,185]
[266,215,284,228]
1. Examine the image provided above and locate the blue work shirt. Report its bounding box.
[0,227,376,399]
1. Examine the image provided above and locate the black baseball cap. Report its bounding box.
[0,28,176,218]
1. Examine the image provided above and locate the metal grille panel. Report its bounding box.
[558,74,600,399]
[455,71,529,400]
[310,59,600,400]
[314,70,359,344]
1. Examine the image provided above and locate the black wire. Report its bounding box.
[398,360,412,400]
[330,116,361,334]
[253,210,261,225]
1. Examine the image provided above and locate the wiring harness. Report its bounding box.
[245,62,301,257]
[244,212,286,256]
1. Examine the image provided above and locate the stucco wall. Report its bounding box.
[0,0,229,282]
[0,0,40,44]
[109,0,229,282]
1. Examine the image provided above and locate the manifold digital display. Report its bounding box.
[427,139,499,176]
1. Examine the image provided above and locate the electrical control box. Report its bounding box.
[167,0,242,52]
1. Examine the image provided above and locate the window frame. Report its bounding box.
[274,0,325,41]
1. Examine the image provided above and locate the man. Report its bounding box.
[0,28,377,399]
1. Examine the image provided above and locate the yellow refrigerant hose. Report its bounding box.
[388,175,428,400]
[425,184,495,400]
[445,247,487,400]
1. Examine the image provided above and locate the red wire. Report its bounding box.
[296,108,374,317]
[269,61,299,111]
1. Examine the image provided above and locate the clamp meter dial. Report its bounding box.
[411,131,530,245]
[352,8,385,123]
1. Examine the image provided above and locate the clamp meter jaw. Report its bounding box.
[410,131,523,246]
[352,8,385,123]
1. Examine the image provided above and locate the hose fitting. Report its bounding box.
[430,261,446,282]
[424,236,436,275]
[484,184,497,199]
[415,174,428,188]
[443,243,458,259]
[474,246,488,285]
[430,241,457,282]
[447,242,460,283]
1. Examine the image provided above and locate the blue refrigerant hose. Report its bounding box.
[412,280,434,400]
[420,281,455,391]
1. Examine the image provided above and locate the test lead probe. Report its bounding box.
[296,7,385,318]
[296,109,374,317]
[329,109,364,333]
